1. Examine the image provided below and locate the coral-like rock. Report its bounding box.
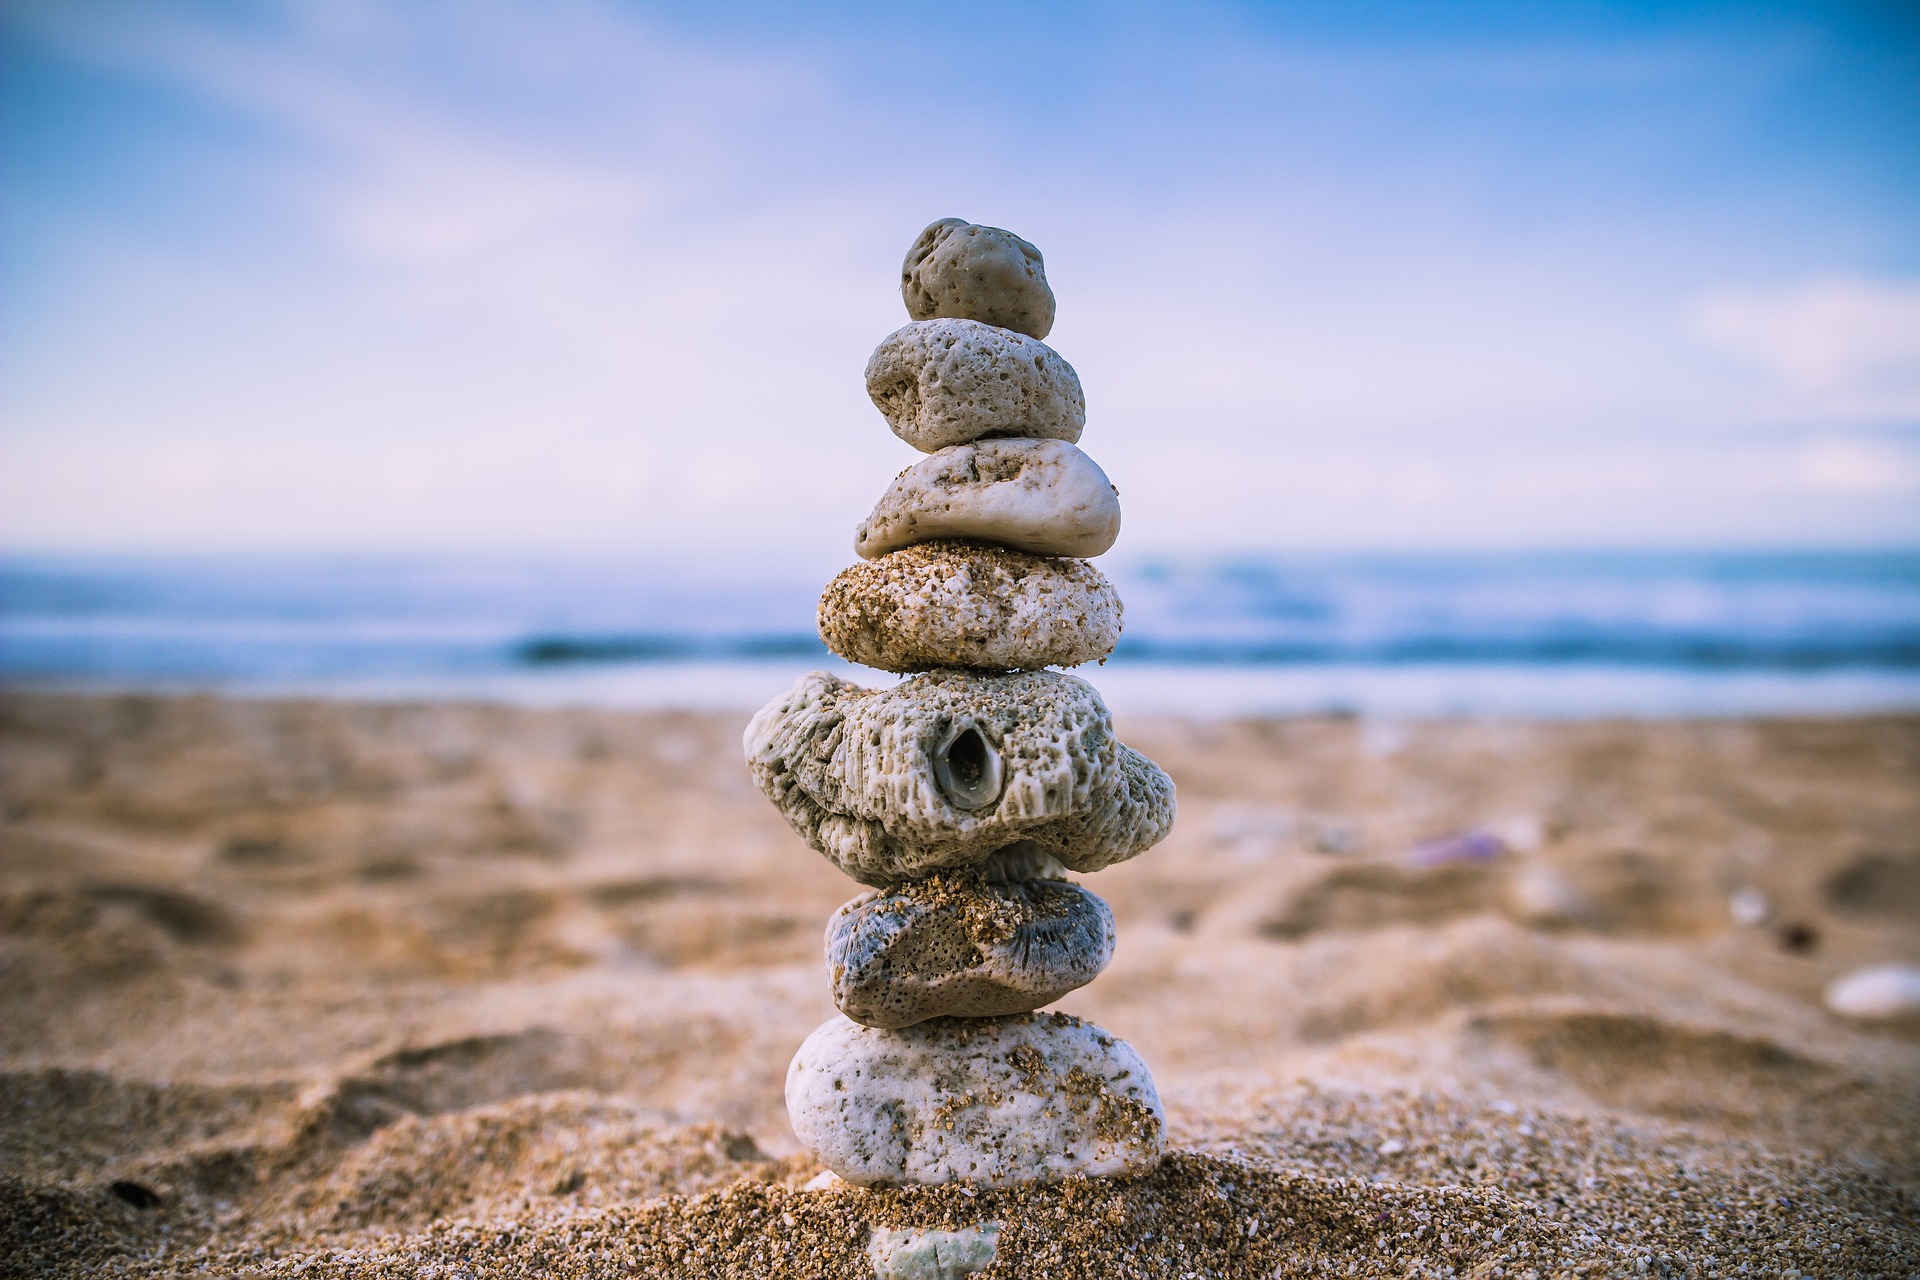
[743,668,1176,886]
[818,542,1120,673]
[786,1011,1163,1186]
[901,219,1056,340]
[828,868,1115,1028]
[856,438,1120,561]
[866,319,1084,453]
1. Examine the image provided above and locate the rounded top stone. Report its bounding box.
[901,218,1056,340]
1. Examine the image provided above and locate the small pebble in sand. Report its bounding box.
[1728,885,1770,927]
[867,1223,1000,1279]
[1507,863,1586,926]
[1824,963,1920,1019]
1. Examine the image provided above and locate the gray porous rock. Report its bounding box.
[827,870,1116,1028]
[900,219,1056,340]
[865,319,1084,453]
[856,438,1120,561]
[742,668,1176,886]
[785,1011,1164,1186]
[817,542,1121,673]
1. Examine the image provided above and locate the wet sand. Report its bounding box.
[2,692,1916,1276]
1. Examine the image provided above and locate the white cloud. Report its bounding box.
[1688,277,1920,410]
[1798,437,1920,495]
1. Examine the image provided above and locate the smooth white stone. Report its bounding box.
[786,1012,1164,1186]
[744,668,1176,886]
[866,319,1084,453]
[856,439,1120,561]
[1825,964,1920,1019]
[901,219,1055,340]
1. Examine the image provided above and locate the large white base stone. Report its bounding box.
[785,1011,1164,1187]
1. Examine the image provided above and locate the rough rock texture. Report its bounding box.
[818,542,1121,674]
[827,872,1115,1028]
[901,219,1056,340]
[785,1012,1163,1186]
[743,668,1176,886]
[856,439,1120,561]
[865,319,1083,453]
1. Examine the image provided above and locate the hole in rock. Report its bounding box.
[934,724,1003,812]
[109,1181,161,1209]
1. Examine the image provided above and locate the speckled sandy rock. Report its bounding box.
[818,542,1120,673]
[901,219,1056,340]
[866,319,1084,453]
[827,871,1115,1028]
[786,1011,1163,1186]
[856,439,1120,561]
[743,667,1176,886]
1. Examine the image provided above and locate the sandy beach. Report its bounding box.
[2,691,1916,1276]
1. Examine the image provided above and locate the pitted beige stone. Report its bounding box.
[785,1011,1164,1186]
[856,439,1120,561]
[901,219,1056,340]
[866,319,1084,453]
[742,668,1176,886]
[827,869,1115,1028]
[818,542,1120,673]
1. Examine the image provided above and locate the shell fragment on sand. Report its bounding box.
[866,318,1084,453]
[786,1012,1163,1186]
[856,438,1121,561]
[818,542,1122,673]
[901,219,1056,340]
[743,667,1176,886]
[828,873,1116,1028]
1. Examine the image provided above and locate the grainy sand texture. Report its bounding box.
[2,692,1916,1276]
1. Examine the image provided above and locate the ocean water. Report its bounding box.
[2,551,1917,718]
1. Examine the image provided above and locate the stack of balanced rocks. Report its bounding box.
[745,218,1177,1189]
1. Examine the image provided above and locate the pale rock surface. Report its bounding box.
[866,319,1083,453]
[743,667,1176,886]
[1507,864,1588,927]
[867,1224,1000,1280]
[901,219,1056,339]
[856,438,1120,561]
[1825,964,1920,1020]
[818,542,1121,673]
[786,1012,1164,1186]
[827,873,1115,1028]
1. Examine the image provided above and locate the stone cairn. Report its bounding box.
[744,218,1177,1189]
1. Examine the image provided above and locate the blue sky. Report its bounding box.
[3,0,1917,555]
